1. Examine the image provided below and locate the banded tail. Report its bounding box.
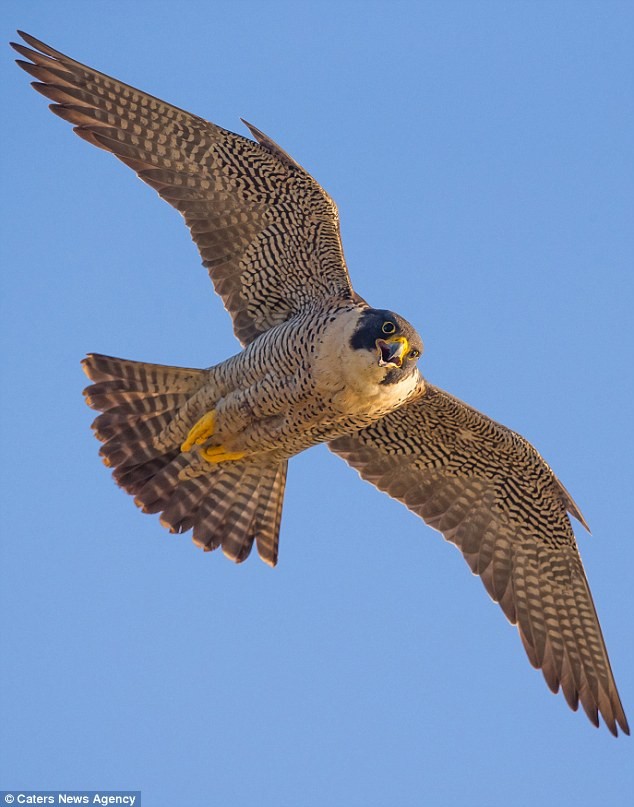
[82,353,287,566]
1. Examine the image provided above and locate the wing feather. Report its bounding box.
[329,384,629,735]
[12,31,355,345]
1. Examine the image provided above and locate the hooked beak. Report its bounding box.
[376,336,409,368]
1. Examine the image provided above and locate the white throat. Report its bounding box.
[312,307,420,415]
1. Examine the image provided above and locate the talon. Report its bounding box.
[200,445,246,464]
[181,410,216,452]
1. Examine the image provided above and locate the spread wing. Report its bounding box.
[329,384,629,736]
[12,31,356,346]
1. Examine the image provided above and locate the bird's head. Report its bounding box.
[350,308,423,384]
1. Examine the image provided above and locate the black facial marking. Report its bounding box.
[380,368,405,385]
[350,308,423,379]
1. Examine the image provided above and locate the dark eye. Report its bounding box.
[409,349,420,360]
[382,321,396,334]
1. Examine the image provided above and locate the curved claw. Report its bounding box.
[181,410,216,452]
[200,445,246,464]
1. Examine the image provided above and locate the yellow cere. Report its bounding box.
[386,335,409,352]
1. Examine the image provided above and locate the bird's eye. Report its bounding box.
[409,349,420,360]
[382,321,396,334]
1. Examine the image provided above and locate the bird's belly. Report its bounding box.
[213,387,360,459]
[167,315,419,464]
[219,375,414,462]
[191,375,384,464]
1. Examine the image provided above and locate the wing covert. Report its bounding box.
[329,384,629,736]
[12,31,355,345]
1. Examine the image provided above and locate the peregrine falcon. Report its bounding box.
[13,31,628,736]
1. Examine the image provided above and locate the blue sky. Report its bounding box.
[1,1,633,805]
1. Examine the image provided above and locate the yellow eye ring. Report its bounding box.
[409,349,420,359]
[382,321,396,334]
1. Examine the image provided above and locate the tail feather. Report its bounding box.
[90,392,191,419]
[159,478,208,534]
[255,463,287,565]
[222,478,266,563]
[82,353,288,566]
[115,455,180,497]
[99,413,176,467]
[192,495,224,554]
[83,353,205,389]
[188,462,288,565]
[134,453,191,513]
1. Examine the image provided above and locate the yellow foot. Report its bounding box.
[181,410,216,452]
[200,445,246,464]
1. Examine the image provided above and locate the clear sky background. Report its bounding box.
[1,1,633,805]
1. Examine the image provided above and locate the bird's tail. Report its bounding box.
[82,353,287,566]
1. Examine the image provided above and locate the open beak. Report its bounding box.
[376,336,409,368]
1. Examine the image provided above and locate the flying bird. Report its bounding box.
[12,30,628,736]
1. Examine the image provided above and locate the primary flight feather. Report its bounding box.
[12,30,628,736]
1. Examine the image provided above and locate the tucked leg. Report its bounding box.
[200,445,246,463]
[181,410,216,452]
